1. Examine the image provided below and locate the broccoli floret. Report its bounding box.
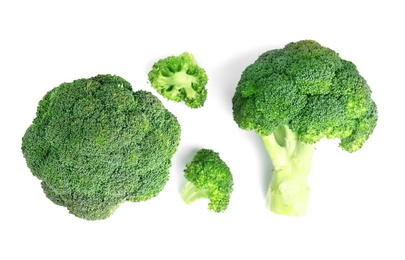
[181,149,233,213]
[148,52,208,108]
[232,40,378,216]
[21,74,181,220]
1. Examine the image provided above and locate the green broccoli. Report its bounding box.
[148,52,208,108]
[232,40,378,216]
[21,74,181,220]
[181,149,233,213]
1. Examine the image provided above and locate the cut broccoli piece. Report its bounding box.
[181,149,233,213]
[232,40,378,216]
[21,74,181,220]
[148,52,208,108]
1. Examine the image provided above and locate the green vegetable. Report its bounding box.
[21,74,181,220]
[232,40,378,216]
[181,149,233,212]
[148,52,208,108]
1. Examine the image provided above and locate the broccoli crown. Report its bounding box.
[148,52,208,108]
[182,149,233,213]
[232,40,378,152]
[21,74,181,220]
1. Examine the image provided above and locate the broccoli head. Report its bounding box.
[148,52,208,108]
[21,74,181,220]
[181,149,233,213]
[232,40,378,216]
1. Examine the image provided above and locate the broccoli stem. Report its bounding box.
[157,70,198,99]
[181,182,209,205]
[260,125,316,216]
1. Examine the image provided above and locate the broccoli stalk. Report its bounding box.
[155,68,199,101]
[181,182,210,205]
[261,125,315,216]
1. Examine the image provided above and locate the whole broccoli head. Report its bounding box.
[232,40,377,216]
[181,149,233,213]
[148,52,208,108]
[21,74,181,220]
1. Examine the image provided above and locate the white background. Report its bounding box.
[1,0,404,259]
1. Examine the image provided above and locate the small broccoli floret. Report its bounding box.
[148,52,208,108]
[21,74,181,220]
[181,149,233,213]
[232,40,378,216]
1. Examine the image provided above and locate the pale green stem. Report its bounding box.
[261,125,316,216]
[157,69,197,99]
[181,182,209,205]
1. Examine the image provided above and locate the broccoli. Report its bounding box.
[232,40,378,216]
[21,74,181,220]
[181,149,233,213]
[148,52,208,108]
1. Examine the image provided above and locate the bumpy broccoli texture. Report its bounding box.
[181,149,233,213]
[232,40,378,216]
[21,74,181,220]
[148,52,208,108]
